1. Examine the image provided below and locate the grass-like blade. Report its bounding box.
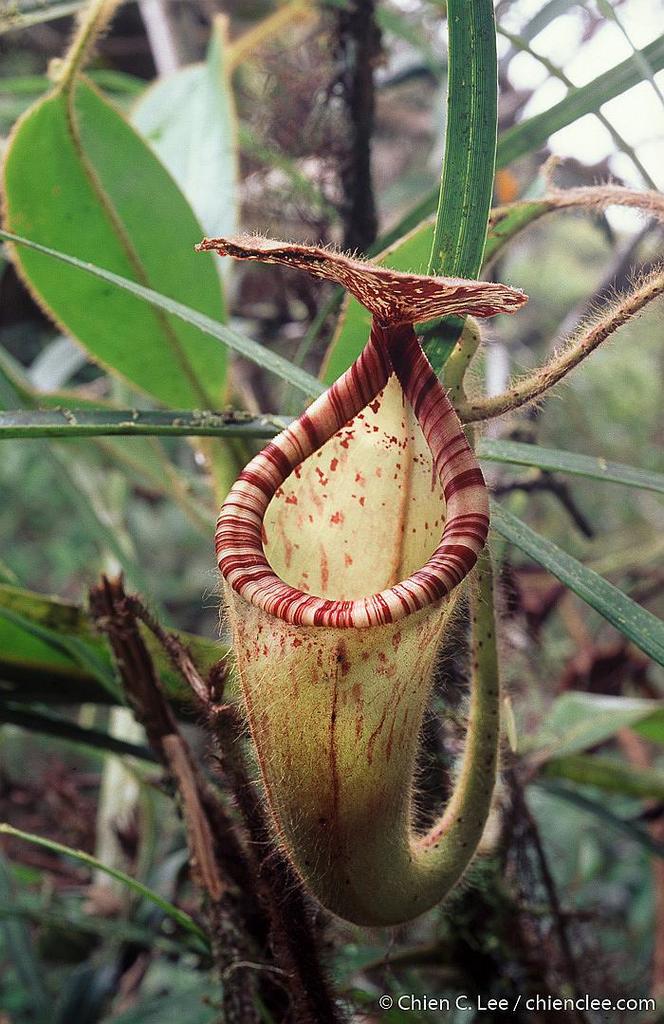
[542,754,664,801]
[0,605,122,701]
[0,823,209,948]
[0,699,156,763]
[491,502,664,667]
[479,440,664,494]
[0,229,323,399]
[497,32,664,167]
[0,1,82,34]
[534,781,664,859]
[378,32,664,246]
[428,0,497,279]
[0,854,49,1018]
[0,408,291,439]
[425,0,497,372]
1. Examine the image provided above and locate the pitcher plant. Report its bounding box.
[197,235,527,926]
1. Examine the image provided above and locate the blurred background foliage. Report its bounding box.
[0,1,663,1021]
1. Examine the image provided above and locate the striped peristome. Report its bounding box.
[199,235,527,628]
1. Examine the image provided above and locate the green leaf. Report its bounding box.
[0,407,291,439]
[109,985,219,1024]
[542,754,664,801]
[478,440,664,494]
[350,31,664,328]
[529,692,664,758]
[0,583,227,706]
[0,348,160,598]
[3,78,227,408]
[424,0,497,372]
[0,824,209,948]
[495,32,664,168]
[0,604,122,701]
[0,894,187,955]
[0,853,49,1019]
[491,503,664,667]
[428,0,497,280]
[0,229,323,399]
[0,350,212,534]
[0,698,156,763]
[132,21,238,240]
[534,781,664,859]
[0,70,145,98]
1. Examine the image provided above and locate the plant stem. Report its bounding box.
[457,267,664,422]
[335,0,381,252]
[56,0,122,92]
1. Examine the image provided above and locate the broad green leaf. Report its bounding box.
[491,503,664,667]
[530,692,664,758]
[0,583,227,706]
[0,229,323,398]
[542,754,664,801]
[0,824,209,948]
[3,78,226,408]
[133,22,238,241]
[478,440,664,494]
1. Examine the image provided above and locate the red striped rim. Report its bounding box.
[216,322,489,628]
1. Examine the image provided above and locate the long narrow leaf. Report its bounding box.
[377,32,664,244]
[491,503,664,666]
[0,230,323,399]
[0,824,209,948]
[425,0,497,372]
[428,0,497,279]
[542,754,664,801]
[0,854,49,1017]
[0,408,291,439]
[479,440,664,494]
[0,1,82,34]
[534,781,664,859]
[0,699,156,763]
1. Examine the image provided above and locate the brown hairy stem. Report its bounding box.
[457,266,664,423]
[118,589,345,1024]
[89,576,260,1024]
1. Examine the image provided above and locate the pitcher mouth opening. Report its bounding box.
[216,322,489,629]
